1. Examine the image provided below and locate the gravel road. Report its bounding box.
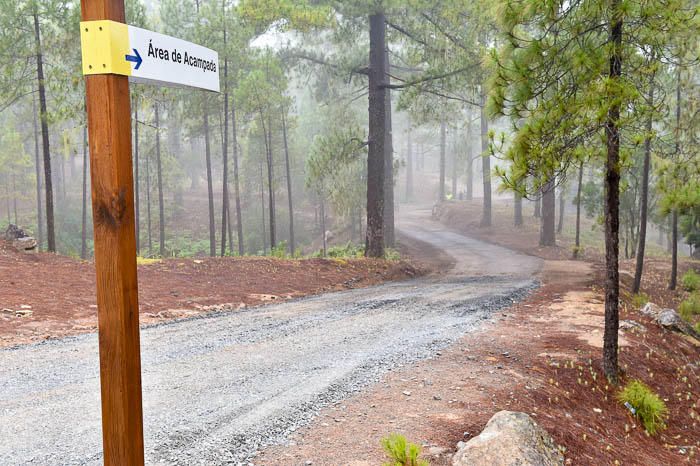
[0,209,542,465]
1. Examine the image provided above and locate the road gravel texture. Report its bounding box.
[0,209,542,465]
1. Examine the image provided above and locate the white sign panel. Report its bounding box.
[81,21,220,92]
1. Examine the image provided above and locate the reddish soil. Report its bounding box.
[257,202,699,466]
[0,240,421,348]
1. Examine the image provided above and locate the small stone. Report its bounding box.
[433,395,442,401]
[305,461,313,465]
[402,391,412,396]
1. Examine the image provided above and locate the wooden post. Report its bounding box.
[81,1,145,464]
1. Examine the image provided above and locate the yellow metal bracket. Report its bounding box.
[80,20,132,77]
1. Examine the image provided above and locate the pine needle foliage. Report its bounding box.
[617,379,668,435]
[381,433,428,466]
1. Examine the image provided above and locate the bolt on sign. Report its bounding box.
[80,20,220,92]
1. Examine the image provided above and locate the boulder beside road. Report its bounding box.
[452,411,564,466]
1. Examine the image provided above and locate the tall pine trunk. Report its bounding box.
[466,118,473,201]
[32,91,43,250]
[383,48,395,247]
[146,141,153,255]
[33,12,55,252]
[262,116,276,249]
[203,110,215,256]
[220,10,230,257]
[439,120,446,202]
[365,13,386,258]
[574,162,584,259]
[451,135,458,199]
[259,158,267,254]
[480,91,491,227]
[231,96,244,255]
[282,113,295,254]
[514,192,523,226]
[603,2,622,382]
[633,74,655,294]
[540,180,556,246]
[405,125,413,200]
[669,67,682,290]
[557,185,565,234]
[155,104,165,257]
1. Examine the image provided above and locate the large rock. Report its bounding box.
[657,309,700,340]
[4,224,28,241]
[640,302,700,340]
[452,411,564,466]
[13,237,37,253]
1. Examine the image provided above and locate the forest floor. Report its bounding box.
[0,240,422,348]
[257,200,700,466]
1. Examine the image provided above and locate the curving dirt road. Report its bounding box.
[0,208,541,465]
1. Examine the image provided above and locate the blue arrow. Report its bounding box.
[125,48,142,70]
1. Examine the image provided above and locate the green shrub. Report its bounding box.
[681,270,700,292]
[679,293,700,322]
[327,242,364,258]
[631,293,649,309]
[270,241,289,259]
[384,248,401,261]
[381,433,428,466]
[617,379,668,435]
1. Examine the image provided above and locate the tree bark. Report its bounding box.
[557,185,565,234]
[220,8,230,257]
[574,162,584,259]
[480,91,491,227]
[33,12,55,252]
[146,138,152,256]
[514,192,523,227]
[203,109,215,256]
[32,91,44,250]
[262,116,276,249]
[633,75,655,294]
[405,124,413,200]
[259,158,267,254]
[439,120,446,202]
[320,194,327,257]
[540,180,556,246]
[155,104,165,257]
[365,13,386,258]
[282,113,295,254]
[451,135,458,199]
[231,96,244,255]
[669,210,679,290]
[603,2,622,382]
[383,47,395,247]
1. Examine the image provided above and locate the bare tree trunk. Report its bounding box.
[220,10,230,257]
[557,185,565,234]
[534,195,541,218]
[669,67,682,290]
[259,158,267,254]
[365,13,386,258]
[32,91,44,250]
[439,120,446,202]
[231,96,244,255]
[155,104,165,257]
[451,135,458,199]
[405,124,413,200]
[203,110,216,256]
[146,142,153,256]
[540,180,556,246]
[383,48,395,247]
[574,162,584,259]
[282,113,295,254]
[603,2,622,382]
[480,91,491,227]
[81,125,88,259]
[262,116,276,249]
[669,210,679,290]
[133,96,140,254]
[466,124,473,201]
[633,74,656,294]
[514,192,523,227]
[12,175,17,225]
[34,12,55,252]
